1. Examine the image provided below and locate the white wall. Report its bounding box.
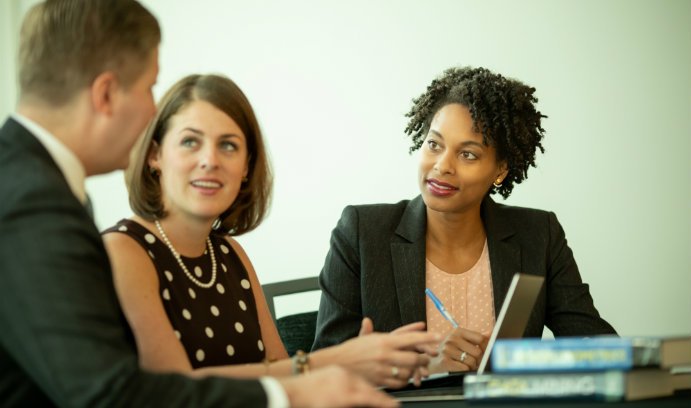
[0,1,22,116]
[3,0,689,337]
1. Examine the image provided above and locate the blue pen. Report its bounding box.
[425,288,459,328]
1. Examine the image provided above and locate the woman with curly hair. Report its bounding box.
[312,66,616,373]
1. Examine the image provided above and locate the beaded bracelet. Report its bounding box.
[291,350,310,375]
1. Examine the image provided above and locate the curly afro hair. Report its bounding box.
[405,66,546,198]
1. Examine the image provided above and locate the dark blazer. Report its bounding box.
[0,118,266,407]
[312,195,616,350]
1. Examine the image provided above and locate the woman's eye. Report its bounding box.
[181,137,198,148]
[220,141,237,151]
[460,151,478,160]
[427,140,440,151]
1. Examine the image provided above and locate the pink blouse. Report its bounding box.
[425,240,495,337]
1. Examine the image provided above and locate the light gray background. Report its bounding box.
[2,0,689,337]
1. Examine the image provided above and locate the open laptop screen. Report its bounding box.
[476,273,544,374]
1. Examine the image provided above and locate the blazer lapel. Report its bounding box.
[482,196,522,317]
[389,195,523,325]
[391,196,427,324]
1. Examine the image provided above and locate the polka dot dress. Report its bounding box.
[105,219,265,368]
[425,240,495,338]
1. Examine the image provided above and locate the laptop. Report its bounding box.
[389,273,545,401]
[476,273,544,374]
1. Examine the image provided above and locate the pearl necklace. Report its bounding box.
[154,220,217,289]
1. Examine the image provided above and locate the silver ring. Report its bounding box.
[460,351,467,363]
[391,366,399,378]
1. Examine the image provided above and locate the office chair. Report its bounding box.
[262,276,320,356]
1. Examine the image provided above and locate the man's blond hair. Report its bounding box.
[19,0,160,106]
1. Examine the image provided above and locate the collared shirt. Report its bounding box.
[11,112,88,205]
[10,112,290,408]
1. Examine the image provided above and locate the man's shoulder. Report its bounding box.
[0,147,63,190]
[0,124,72,215]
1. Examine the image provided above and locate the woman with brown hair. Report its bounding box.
[103,73,438,388]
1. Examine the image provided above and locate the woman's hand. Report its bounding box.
[428,327,488,373]
[324,318,440,389]
[358,318,439,387]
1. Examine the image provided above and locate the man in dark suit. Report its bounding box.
[0,1,397,407]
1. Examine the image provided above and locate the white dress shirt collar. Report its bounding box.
[11,112,88,205]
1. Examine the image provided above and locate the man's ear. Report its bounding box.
[91,71,118,116]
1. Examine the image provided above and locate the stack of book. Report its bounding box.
[464,335,691,402]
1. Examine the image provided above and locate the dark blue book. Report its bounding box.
[491,336,691,373]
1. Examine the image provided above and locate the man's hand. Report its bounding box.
[279,365,399,408]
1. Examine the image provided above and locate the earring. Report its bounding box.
[149,167,159,177]
[493,178,503,188]
[211,218,222,230]
[242,176,248,183]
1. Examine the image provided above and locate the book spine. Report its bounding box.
[463,371,625,402]
[491,337,634,372]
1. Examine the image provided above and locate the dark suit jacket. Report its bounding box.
[312,195,616,350]
[0,118,266,407]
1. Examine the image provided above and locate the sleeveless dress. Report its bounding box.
[103,219,265,368]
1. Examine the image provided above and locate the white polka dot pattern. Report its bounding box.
[108,219,267,369]
[210,305,220,316]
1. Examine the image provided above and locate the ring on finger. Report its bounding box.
[392,366,399,378]
[460,351,467,363]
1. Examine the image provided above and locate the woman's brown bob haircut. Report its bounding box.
[126,74,272,236]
